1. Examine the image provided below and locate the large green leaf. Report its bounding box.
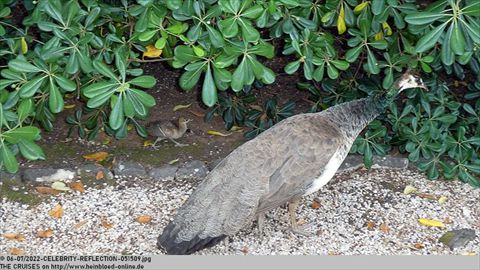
[0,144,18,173]
[93,60,118,80]
[49,83,64,113]
[129,76,156,88]
[109,95,124,130]
[54,75,76,91]
[202,66,217,107]
[19,76,46,98]
[18,140,45,160]
[3,126,41,144]
[450,22,465,55]
[8,59,42,73]
[405,12,444,25]
[415,22,448,53]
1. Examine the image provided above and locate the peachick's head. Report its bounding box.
[178,117,192,125]
[395,71,427,92]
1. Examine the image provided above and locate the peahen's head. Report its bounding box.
[394,70,427,92]
[375,70,426,111]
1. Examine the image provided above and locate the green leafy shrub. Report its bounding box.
[0,0,478,186]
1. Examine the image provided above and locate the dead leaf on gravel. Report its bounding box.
[438,196,448,204]
[417,193,437,200]
[296,219,306,225]
[96,171,104,180]
[70,181,85,193]
[418,218,445,228]
[443,217,453,224]
[48,204,64,219]
[379,223,390,233]
[414,243,425,249]
[3,233,26,241]
[241,246,248,254]
[83,151,109,162]
[51,181,71,191]
[73,220,88,230]
[10,247,25,255]
[403,185,417,195]
[36,229,53,238]
[35,186,60,195]
[366,221,375,230]
[101,218,113,229]
[136,215,152,224]
[311,201,321,209]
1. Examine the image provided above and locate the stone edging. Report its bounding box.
[0,154,409,183]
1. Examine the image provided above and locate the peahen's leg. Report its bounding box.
[256,213,265,235]
[288,199,311,236]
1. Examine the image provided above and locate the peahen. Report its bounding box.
[158,71,426,254]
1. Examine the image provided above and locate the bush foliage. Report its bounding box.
[0,0,479,186]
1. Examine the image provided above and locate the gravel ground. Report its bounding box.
[0,168,479,255]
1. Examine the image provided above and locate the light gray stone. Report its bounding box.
[149,165,178,180]
[0,171,21,182]
[22,168,75,182]
[113,161,147,177]
[371,156,409,170]
[77,164,113,180]
[176,160,208,179]
[439,229,477,250]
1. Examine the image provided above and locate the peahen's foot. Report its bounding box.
[288,199,313,236]
[290,223,313,236]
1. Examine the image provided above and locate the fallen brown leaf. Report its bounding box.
[311,201,321,209]
[73,220,88,230]
[10,247,25,255]
[296,218,306,225]
[3,233,26,241]
[443,217,453,224]
[414,243,424,249]
[35,186,61,195]
[96,170,105,180]
[240,246,248,254]
[101,218,113,229]
[379,223,390,233]
[136,215,152,224]
[70,181,85,193]
[83,151,109,162]
[189,110,205,117]
[417,193,438,200]
[366,221,375,230]
[36,229,54,238]
[48,204,64,219]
